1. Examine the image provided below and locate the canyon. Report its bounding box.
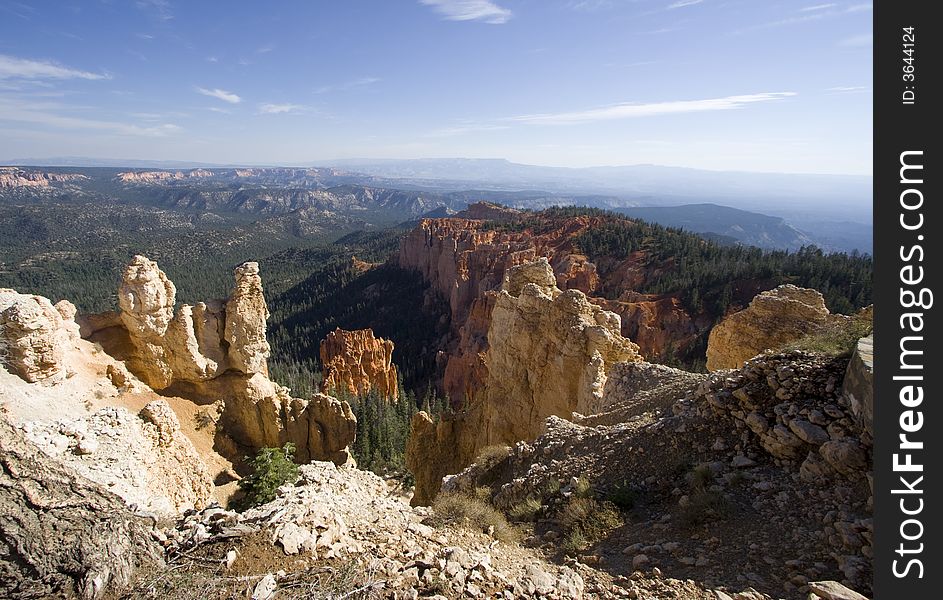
[0,203,873,599]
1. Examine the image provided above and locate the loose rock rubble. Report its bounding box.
[444,350,873,599]
[161,462,619,599]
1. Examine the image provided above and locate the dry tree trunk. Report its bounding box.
[0,419,164,599]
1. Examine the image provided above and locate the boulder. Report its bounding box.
[0,418,163,599]
[0,289,74,382]
[842,335,873,436]
[706,285,842,371]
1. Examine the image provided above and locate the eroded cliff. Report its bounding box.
[320,327,399,400]
[86,255,357,465]
[406,258,641,505]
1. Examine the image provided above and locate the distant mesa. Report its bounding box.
[0,167,88,189]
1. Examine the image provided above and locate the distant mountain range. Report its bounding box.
[616,204,814,251]
[321,157,872,221]
[0,160,872,253]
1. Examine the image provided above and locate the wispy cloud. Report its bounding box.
[256,44,275,54]
[206,106,232,114]
[741,2,872,31]
[136,0,173,21]
[0,1,36,20]
[0,98,181,137]
[419,0,512,24]
[566,0,617,11]
[641,26,681,35]
[838,33,872,47]
[196,87,241,104]
[0,55,110,81]
[800,3,836,11]
[667,0,703,9]
[259,103,306,115]
[314,77,381,94]
[206,56,219,63]
[827,86,868,93]
[509,92,796,125]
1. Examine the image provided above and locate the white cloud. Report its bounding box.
[742,3,872,31]
[800,3,836,11]
[667,0,703,9]
[838,33,872,47]
[0,55,110,81]
[0,98,181,137]
[510,92,797,125]
[257,44,275,54]
[259,103,306,115]
[196,87,241,104]
[314,77,380,94]
[419,0,512,24]
[827,86,868,93]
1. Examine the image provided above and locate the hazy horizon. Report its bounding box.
[1,1,872,175]
[0,155,875,178]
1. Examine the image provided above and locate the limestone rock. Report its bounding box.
[119,255,176,339]
[483,259,641,439]
[162,302,226,382]
[842,335,873,436]
[706,285,842,371]
[107,255,353,464]
[224,262,270,375]
[320,328,399,400]
[118,255,177,388]
[211,374,357,464]
[406,411,465,507]
[22,400,214,515]
[408,259,640,505]
[0,289,72,382]
[0,418,163,599]
[399,215,704,405]
[809,580,870,600]
[116,257,270,388]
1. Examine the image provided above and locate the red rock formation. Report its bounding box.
[398,210,699,405]
[319,328,399,400]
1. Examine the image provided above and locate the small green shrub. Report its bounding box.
[676,490,731,529]
[606,480,638,510]
[562,529,588,553]
[688,464,713,490]
[559,497,623,553]
[542,478,562,496]
[472,486,493,503]
[234,443,299,510]
[508,497,542,522]
[475,445,511,470]
[572,476,594,499]
[431,492,520,543]
[781,312,873,357]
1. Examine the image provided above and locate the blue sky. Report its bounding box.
[0,0,872,174]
